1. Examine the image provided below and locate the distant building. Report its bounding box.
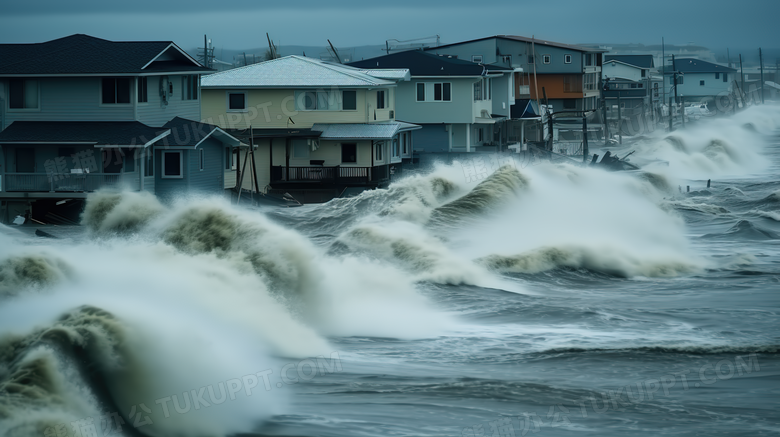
[660,58,736,108]
[602,55,656,128]
[349,51,514,153]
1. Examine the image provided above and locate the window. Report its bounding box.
[375,142,383,161]
[162,151,182,178]
[631,83,638,89]
[715,72,720,79]
[376,90,386,109]
[199,149,205,171]
[543,55,551,64]
[9,79,39,109]
[564,54,572,64]
[563,99,576,109]
[434,83,442,101]
[145,150,154,176]
[419,83,451,102]
[182,75,198,100]
[474,80,483,101]
[584,54,593,66]
[700,80,705,86]
[225,147,232,170]
[102,78,131,104]
[620,102,626,109]
[443,82,451,101]
[563,75,581,93]
[228,93,246,111]
[16,148,35,172]
[342,90,357,110]
[477,128,483,142]
[292,139,309,159]
[138,77,148,103]
[417,83,425,101]
[641,70,646,78]
[402,133,408,154]
[294,90,347,111]
[472,55,483,63]
[583,73,597,91]
[393,138,399,157]
[341,143,357,163]
[723,73,728,83]
[528,54,535,64]
[487,79,491,99]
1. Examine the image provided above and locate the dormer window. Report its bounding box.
[102,78,131,104]
[9,79,39,109]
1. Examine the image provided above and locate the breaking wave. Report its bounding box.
[477,245,699,278]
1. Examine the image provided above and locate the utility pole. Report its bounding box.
[759,48,765,104]
[616,93,623,144]
[662,37,666,126]
[672,54,679,127]
[669,97,674,132]
[602,94,609,145]
[582,116,589,163]
[740,54,745,104]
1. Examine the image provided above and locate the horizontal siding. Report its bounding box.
[2,78,134,129]
[201,88,395,131]
[136,75,201,127]
[395,79,475,124]
[154,148,189,201]
[188,137,225,195]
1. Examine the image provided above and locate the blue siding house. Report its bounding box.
[0,34,241,224]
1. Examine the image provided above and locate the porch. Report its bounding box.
[270,165,389,186]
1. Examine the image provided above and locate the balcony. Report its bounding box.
[270,166,388,186]
[2,172,140,193]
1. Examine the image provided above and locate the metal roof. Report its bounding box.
[201,56,399,88]
[356,69,411,80]
[311,122,421,140]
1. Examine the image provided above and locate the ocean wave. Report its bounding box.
[429,165,528,227]
[81,191,165,235]
[537,344,780,356]
[477,245,700,278]
[701,220,780,240]
[0,254,73,298]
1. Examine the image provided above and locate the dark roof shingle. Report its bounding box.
[0,34,210,75]
[347,50,510,77]
[604,55,655,69]
[0,121,166,146]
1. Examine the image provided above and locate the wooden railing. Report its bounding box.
[270,166,388,184]
[3,172,138,192]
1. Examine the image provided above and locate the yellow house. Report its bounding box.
[200,56,419,203]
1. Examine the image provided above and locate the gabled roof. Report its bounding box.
[0,34,211,76]
[201,56,401,88]
[161,117,242,149]
[428,35,607,54]
[311,122,421,140]
[667,58,736,74]
[0,121,168,147]
[347,51,511,77]
[604,55,655,69]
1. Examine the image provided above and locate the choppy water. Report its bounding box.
[1,105,779,437]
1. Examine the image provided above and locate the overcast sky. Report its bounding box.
[0,0,776,52]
